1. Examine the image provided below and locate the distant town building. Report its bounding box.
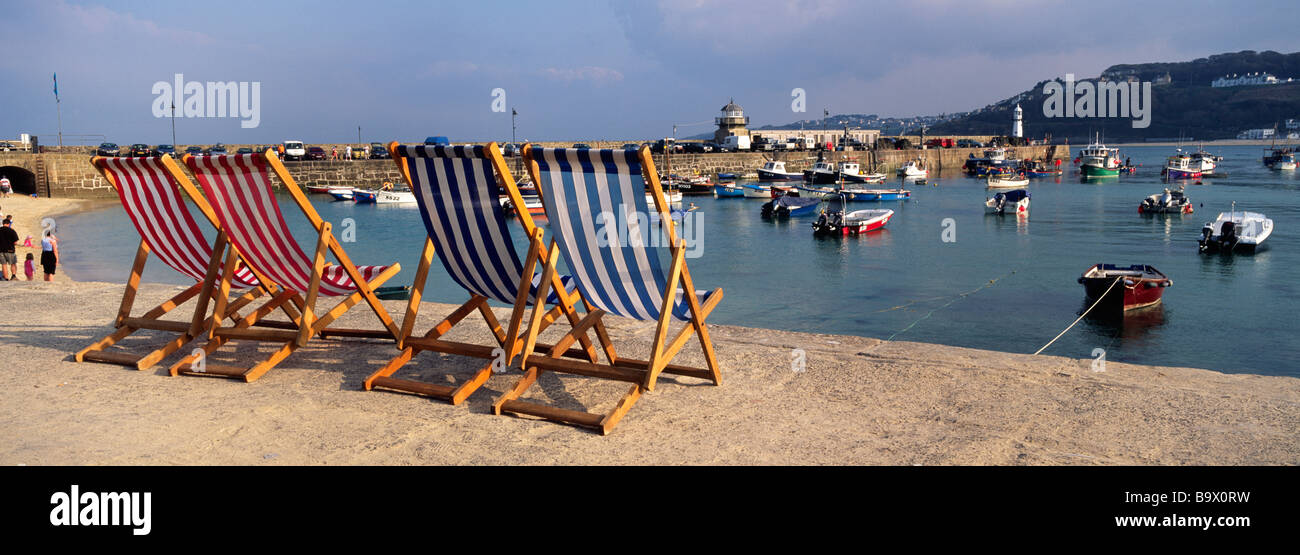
[1154,72,1172,85]
[751,128,880,148]
[1286,119,1299,130]
[1236,128,1276,140]
[1212,72,1293,88]
[714,98,750,144]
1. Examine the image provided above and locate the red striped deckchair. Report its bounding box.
[76,155,285,370]
[167,150,402,382]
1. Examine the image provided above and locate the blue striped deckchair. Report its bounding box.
[493,145,722,434]
[363,142,600,405]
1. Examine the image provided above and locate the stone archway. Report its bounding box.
[0,166,36,195]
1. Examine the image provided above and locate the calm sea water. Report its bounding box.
[58,145,1300,376]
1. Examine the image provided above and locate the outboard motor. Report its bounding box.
[1198,224,1214,252]
[1221,220,1238,250]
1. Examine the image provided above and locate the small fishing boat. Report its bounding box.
[1262,146,1294,168]
[794,183,839,199]
[717,172,738,180]
[1190,148,1220,174]
[897,160,928,178]
[1078,135,1122,177]
[986,173,1029,188]
[1163,151,1202,180]
[983,147,1008,161]
[1138,188,1193,214]
[812,208,893,236]
[837,188,911,202]
[1078,264,1172,313]
[769,184,797,198]
[306,184,335,195]
[836,162,885,183]
[714,182,745,197]
[1198,204,1273,253]
[1270,152,1297,170]
[984,189,1030,215]
[328,188,354,201]
[375,189,417,204]
[352,189,377,203]
[500,196,546,217]
[803,160,840,183]
[757,160,803,181]
[375,285,412,301]
[761,195,821,218]
[742,183,772,198]
[1024,160,1062,177]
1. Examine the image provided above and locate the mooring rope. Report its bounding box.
[1033,276,1123,355]
[885,267,1021,342]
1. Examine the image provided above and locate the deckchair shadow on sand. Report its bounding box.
[493,145,723,434]
[363,142,601,404]
[76,155,283,370]
[166,151,403,382]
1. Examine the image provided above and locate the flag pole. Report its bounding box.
[54,73,63,147]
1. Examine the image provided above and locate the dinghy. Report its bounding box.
[812,208,893,236]
[1198,204,1273,253]
[1138,188,1193,214]
[761,194,821,218]
[986,173,1029,188]
[985,189,1029,215]
[1078,264,1172,313]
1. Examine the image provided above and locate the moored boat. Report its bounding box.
[986,173,1029,188]
[375,189,417,204]
[306,184,335,195]
[812,208,893,236]
[1138,188,1193,214]
[328,188,354,201]
[714,182,744,197]
[1078,264,1172,313]
[1163,151,1203,180]
[1078,136,1122,177]
[352,189,377,203]
[757,160,803,181]
[1198,204,1273,253]
[742,183,772,198]
[761,194,821,218]
[897,159,928,178]
[803,160,839,183]
[985,189,1029,215]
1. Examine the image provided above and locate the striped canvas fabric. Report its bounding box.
[99,157,259,289]
[395,144,573,305]
[186,154,386,296]
[529,147,713,321]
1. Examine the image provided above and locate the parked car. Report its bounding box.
[282,140,306,160]
[236,147,254,155]
[424,136,450,146]
[184,145,204,156]
[680,141,712,153]
[206,143,227,155]
[369,143,391,159]
[571,143,591,149]
[651,139,682,154]
[620,143,640,150]
[129,143,151,157]
[501,143,523,156]
[956,139,981,148]
[96,142,120,156]
[0,142,17,151]
[152,144,176,157]
[704,142,727,152]
[306,146,327,160]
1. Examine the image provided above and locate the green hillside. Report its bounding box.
[929,50,1300,140]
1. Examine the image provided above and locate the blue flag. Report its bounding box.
[53,73,58,100]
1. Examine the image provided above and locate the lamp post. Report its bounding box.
[170,101,177,149]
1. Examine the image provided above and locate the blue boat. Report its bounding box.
[714,183,744,197]
[761,195,822,218]
[717,172,738,180]
[352,189,377,203]
[329,189,354,201]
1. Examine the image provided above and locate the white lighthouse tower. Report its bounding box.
[1012,103,1024,138]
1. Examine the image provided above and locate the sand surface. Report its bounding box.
[1,274,1296,465]
[0,195,98,283]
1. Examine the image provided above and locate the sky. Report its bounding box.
[2,0,1298,145]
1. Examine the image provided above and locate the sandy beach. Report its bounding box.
[1,271,1297,465]
[0,195,99,284]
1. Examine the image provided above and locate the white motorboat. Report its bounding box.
[897,160,928,178]
[1198,203,1273,253]
[985,189,1029,215]
[1139,188,1193,214]
[742,184,772,198]
[375,189,417,204]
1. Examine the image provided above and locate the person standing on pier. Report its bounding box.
[346,145,352,161]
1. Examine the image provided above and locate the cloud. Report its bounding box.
[539,66,625,84]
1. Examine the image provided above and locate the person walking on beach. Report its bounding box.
[0,174,11,198]
[0,218,18,280]
[40,229,59,281]
[23,253,35,280]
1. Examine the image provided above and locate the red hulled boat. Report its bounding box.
[1077,264,1171,312]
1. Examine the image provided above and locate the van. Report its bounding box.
[424,136,450,146]
[722,135,751,151]
[282,140,306,161]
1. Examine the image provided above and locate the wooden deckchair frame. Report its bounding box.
[75,155,291,371]
[492,145,723,434]
[166,150,403,382]
[363,141,600,405]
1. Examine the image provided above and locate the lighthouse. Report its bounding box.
[1012,103,1023,138]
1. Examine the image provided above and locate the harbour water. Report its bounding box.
[58,145,1299,377]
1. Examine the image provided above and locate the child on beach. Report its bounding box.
[24,253,34,280]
